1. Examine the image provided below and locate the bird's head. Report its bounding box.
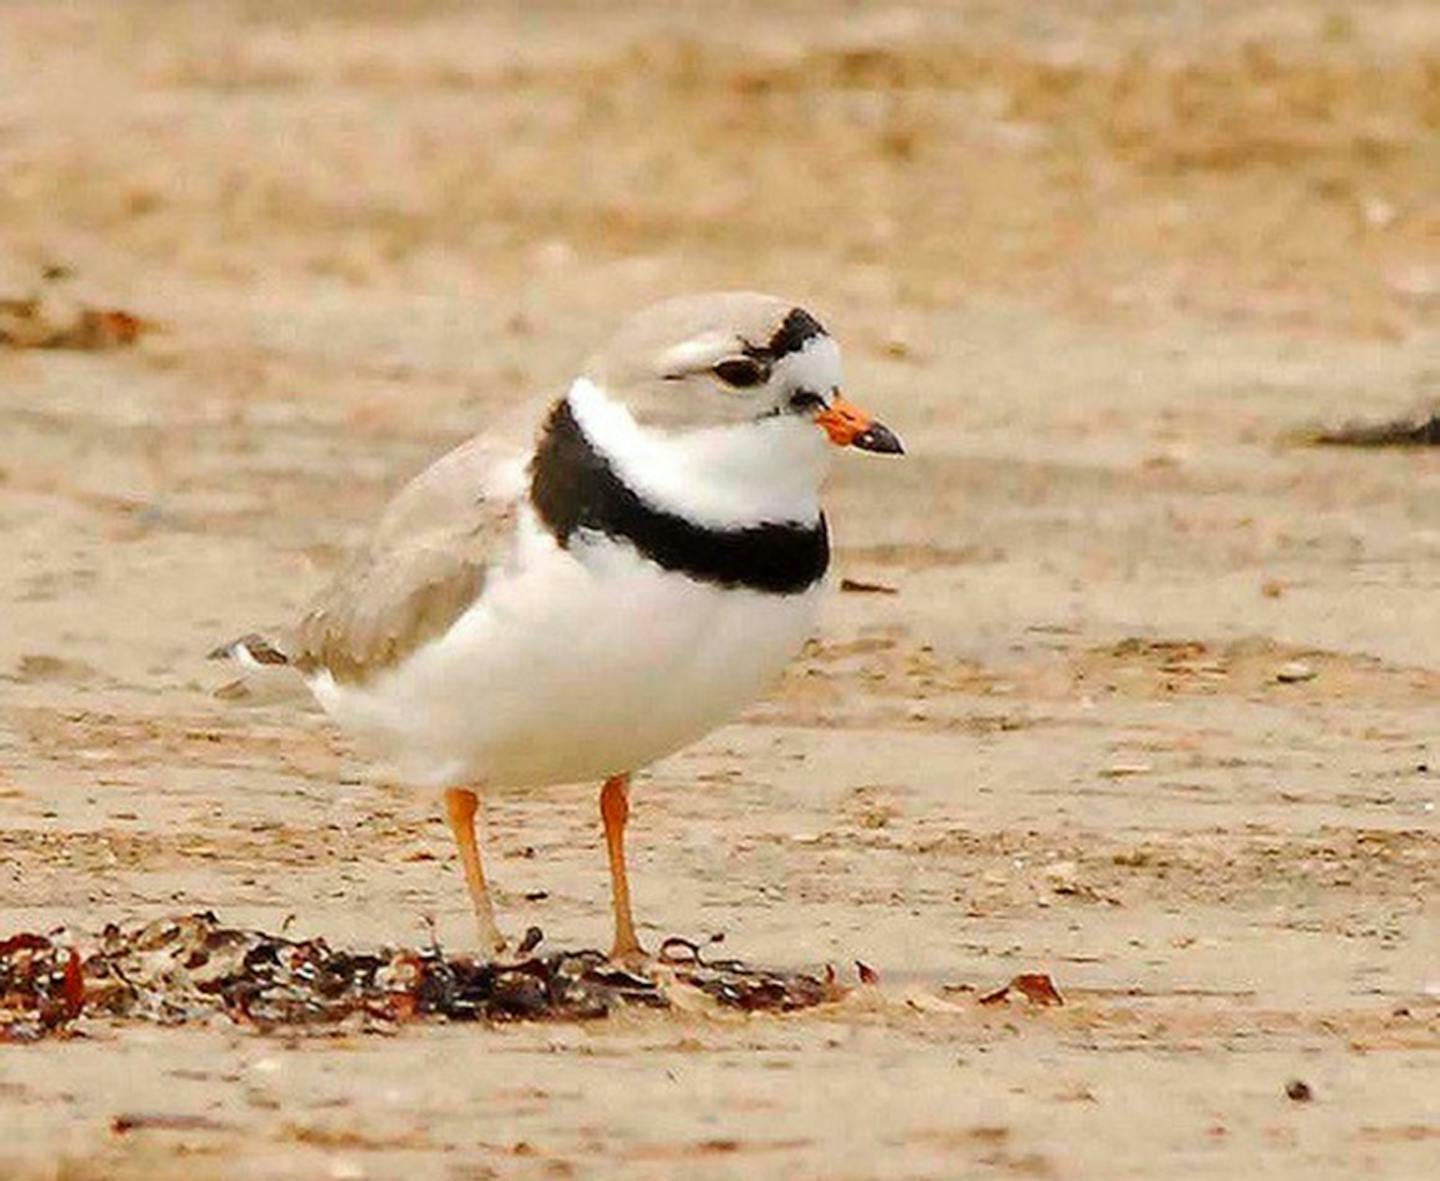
[559,292,901,527]
[583,291,902,452]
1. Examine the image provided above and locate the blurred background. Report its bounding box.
[3,1,1437,333]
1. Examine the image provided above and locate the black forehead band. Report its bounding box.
[741,306,826,365]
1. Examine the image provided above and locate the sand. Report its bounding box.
[1,1,1437,1177]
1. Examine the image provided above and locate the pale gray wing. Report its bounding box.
[292,434,525,684]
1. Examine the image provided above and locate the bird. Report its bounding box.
[215,291,902,963]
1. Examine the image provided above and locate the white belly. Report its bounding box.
[307,517,823,790]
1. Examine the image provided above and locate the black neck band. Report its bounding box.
[530,400,828,596]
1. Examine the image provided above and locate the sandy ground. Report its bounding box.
[2,1,1438,1177]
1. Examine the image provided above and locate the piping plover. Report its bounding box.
[217,292,902,961]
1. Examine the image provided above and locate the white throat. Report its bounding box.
[566,377,829,528]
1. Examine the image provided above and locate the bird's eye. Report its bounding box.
[713,358,768,388]
[789,390,826,412]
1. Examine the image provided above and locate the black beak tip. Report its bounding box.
[852,422,904,455]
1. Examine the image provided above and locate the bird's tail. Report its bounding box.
[207,632,309,705]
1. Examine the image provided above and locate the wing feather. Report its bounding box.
[293,435,523,684]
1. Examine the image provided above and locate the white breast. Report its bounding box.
[307,510,823,790]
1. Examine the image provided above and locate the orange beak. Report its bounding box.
[814,395,904,454]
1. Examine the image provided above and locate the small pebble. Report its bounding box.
[1042,861,1082,894]
[1099,763,1152,779]
[1284,1079,1313,1102]
[1275,661,1316,684]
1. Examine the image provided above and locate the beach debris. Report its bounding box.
[0,913,843,1040]
[1284,1078,1314,1102]
[839,578,899,595]
[111,1113,235,1135]
[1309,410,1440,448]
[0,292,150,350]
[978,973,1065,1007]
[657,936,843,1011]
[0,933,84,1041]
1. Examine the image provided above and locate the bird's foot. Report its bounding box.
[607,940,649,972]
[475,922,507,962]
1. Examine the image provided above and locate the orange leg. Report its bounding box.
[600,773,644,963]
[444,787,506,956]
